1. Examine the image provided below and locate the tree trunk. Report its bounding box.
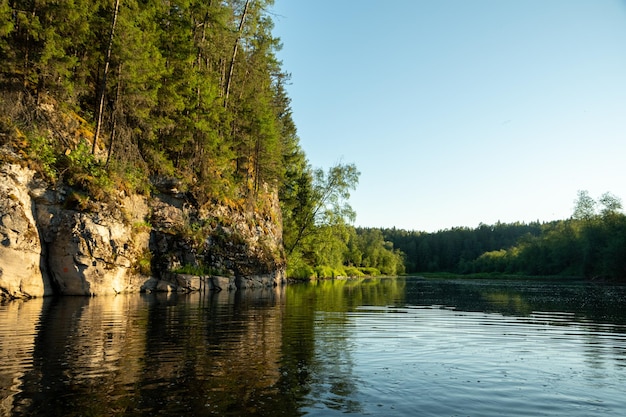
[92,0,120,155]
[223,0,250,108]
[105,62,122,168]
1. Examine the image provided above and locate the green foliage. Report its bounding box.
[314,265,342,279]
[351,228,405,275]
[385,222,544,274]
[282,220,405,279]
[572,190,597,220]
[65,140,96,171]
[344,266,365,277]
[282,162,368,277]
[172,264,222,276]
[116,162,152,195]
[283,162,360,256]
[1,0,293,206]
[287,264,316,281]
[135,249,152,276]
[26,134,57,180]
[285,250,316,280]
[358,267,382,276]
[62,140,114,200]
[383,191,626,282]
[132,221,152,233]
[175,217,214,251]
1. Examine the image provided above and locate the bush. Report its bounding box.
[358,267,381,276]
[60,140,116,200]
[287,263,316,280]
[314,265,347,278]
[172,264,220,276]
[27,134,57,180]
[135,250,152,276]
[344,266,365,277]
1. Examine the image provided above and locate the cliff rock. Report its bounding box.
[0,160,286,299]
[148,185,286,289]
[0,164,53,298]
[46,208,148,296]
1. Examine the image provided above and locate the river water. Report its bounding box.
[1,277,626,416]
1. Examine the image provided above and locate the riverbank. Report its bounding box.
[414,272,599,283]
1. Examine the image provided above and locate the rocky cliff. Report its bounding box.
[0,158,286,300]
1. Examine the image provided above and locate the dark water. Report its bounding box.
[1,277,626,416]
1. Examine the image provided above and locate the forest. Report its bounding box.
[381,190,626,281]
[3,1,621,282]
[0,0,404,279]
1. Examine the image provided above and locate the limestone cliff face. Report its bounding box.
[0,161,286,299]
[43,197,151,296]
[0,164,53,298]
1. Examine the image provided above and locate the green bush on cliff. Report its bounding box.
[61,140,115,199]
[26,134,57,180]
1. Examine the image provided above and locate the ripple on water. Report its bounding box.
[309,303,626,417]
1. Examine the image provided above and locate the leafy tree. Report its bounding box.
[598,192,622,217]
[281,162,365,277]
[284,163,359,256]
[572,190,597,221]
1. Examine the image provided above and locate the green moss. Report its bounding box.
[134,250,152,276]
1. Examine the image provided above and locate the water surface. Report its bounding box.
[1,277,626,416]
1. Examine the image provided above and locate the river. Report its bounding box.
[1,277,625,416]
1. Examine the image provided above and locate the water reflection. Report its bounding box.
[1,289,292,417]
[0,297,45,415]
[1,277,626,416]
[13,296,149,416]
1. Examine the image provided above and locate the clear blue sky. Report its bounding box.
[271,0,626,232]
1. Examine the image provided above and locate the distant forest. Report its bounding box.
[377,190,626,281]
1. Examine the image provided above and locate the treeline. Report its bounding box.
[0,0,402,278]
[384,222,544,273]
[383,191,626,281]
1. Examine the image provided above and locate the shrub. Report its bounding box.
[344,266,365,277]
[27,134,57,180]
[287,263,316,280]
[314,265,347,278]
[173,264,222,276]
[135,250,152,276]
[358,267,381,276]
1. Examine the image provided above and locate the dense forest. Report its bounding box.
[0,0,404,279]
[381,190,626,281]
